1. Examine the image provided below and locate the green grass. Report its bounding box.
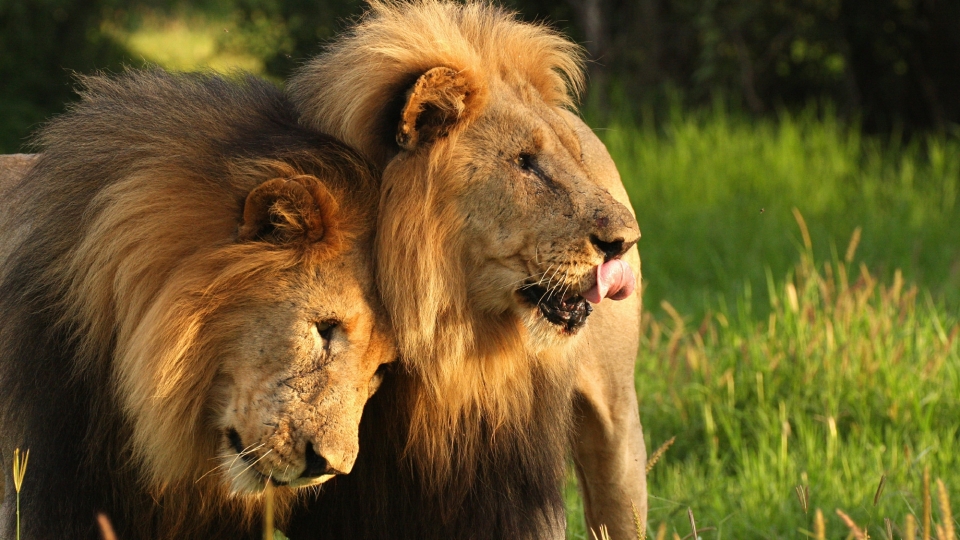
[566,111,960,539]
[99,7,288,78]
[568,231,960,538]
[598,105,960,318]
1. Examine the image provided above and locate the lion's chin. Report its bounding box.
[227,469,336,496]
[288,474,336,488]
[517,283,593,334]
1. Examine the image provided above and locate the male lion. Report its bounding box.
[285,1,647,538]
[0,70,395,539]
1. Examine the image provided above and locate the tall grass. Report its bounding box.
[567,220,960,538]
[638,220,958,537]
[565,108,960,538]
[597,105,960,317]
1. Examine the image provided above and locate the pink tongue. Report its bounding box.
[583,259,636,304]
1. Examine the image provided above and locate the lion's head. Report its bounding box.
[288,0,639,484]
[0,71,395,532]
[94,161,395,498]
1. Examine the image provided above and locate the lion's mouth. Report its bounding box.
[519,283,592,333]
[225,428,336,490]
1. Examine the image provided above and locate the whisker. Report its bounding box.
[545,265,562,287]
[236,449,273,480]
[532,264,552,288]
[503,265,551,293]
[195,463,227,484]
[197,442,266,484]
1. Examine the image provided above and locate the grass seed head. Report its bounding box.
[632,500,647,540]
[814,508,826,540]
[12,448,28,493]
[874,474,887,506]
[936,479,955,540]
[646,436,676,474]
[836,509,868,540]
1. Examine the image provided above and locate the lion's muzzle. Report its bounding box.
[519,284,593,333]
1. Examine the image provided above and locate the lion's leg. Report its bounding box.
[570,282,647,540]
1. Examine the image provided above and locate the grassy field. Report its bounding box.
[603,105,960,319]
[560,112,960,539]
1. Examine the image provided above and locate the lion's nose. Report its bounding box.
[300,443,345,479]
[590,227,638,262]
[590,235,625,261]
[588,199,640,261]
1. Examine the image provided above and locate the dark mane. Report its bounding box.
[282,366,571,540]
[0,70,377,540]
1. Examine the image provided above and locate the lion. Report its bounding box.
[283,1,648,538]
[0,70,395,539]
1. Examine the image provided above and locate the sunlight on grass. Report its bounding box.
[101,10,279,75]
[13,448,28,540]
[566,225,960,537]
[559,106,960,539]
[626,219,957,538]
[595,106,960,316]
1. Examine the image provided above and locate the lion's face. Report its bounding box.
[383,73,638,352]
[210,175,395,494]
[452,96,638,345]
[115,173,394,496]
[214,256,394,493]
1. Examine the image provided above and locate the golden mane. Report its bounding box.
[289,0,587,492]
[288,0,585,166]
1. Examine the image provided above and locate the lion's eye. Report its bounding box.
[515,153,534,171]
[315,320,338,342]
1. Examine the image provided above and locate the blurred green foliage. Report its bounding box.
[2,0,958,152]
[0,0,132,151]
[598,104,960,317]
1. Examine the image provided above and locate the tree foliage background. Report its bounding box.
[1,0,958,152]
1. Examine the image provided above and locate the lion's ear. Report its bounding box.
[238,175,340,246]
[396,67,477,151]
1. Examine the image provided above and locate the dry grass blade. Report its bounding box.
[796,485,809,514]
[874,474,886,506]
[924,467,932,540]
[792,207,813,252]
[656,522,668,540]
[647,436,676,474]
[885,518,893,540]
[12,448,28,492]
[845,226,862,263]
[687,508,697,540]
[836,509,868,540]
[13,447,29,540]
[936,479,955,540]
[590,524,611,540]
[632,500,647,540]
[907,514,917,540]
[814,509,826,540]
[97,513,118,540]
[263,480,275,540]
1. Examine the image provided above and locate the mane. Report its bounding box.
[288,0,585,515]
[0,70,376,539]
[287,0,585,167]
